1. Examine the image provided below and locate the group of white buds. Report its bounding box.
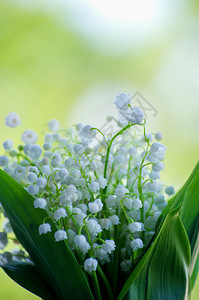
[0,93,175,274]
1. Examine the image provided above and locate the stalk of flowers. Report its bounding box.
[0,93,198,300]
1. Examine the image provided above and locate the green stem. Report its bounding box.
[145,196,154,219]
[65,206,79,231]
[141,178,152,188]
[91,127,108,146]
[120,200,131,223]
[141,162,154,169]
[97,265,114,300]
[103,124,131,180]
[19,154,35,166]
[113,224,120,296]
[103,124,132,202]
[138,145,150,245]
[92,271,102,300]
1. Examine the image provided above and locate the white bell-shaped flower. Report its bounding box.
[129,107,144,124]
[36,178,47,189]
[84,257,98,273]
[88,202,100,214]
[150,142,167,161]
[109,215,120,226]
[152,161,164,172]
[73,144,84,155]
[165,185,175,195]
[51,154,62,167]
[34,198,47,209]
[54,208,67,222]
[54,230,67,242]
[102,240,116,254]
[96,176,107,188]
[79,125,96,140]
[3,139,13,150]
[28,184,39,195]
[74,235,91,254]
[115,185,129,199]
[27,172,38,183]
[29,145,42,159]
[114,93,131,111]
[100,218,112,230]
[5,112,20,128]
[48,119,60,132]
[128,222,142,233]
[155,132,163,141]
[132,198,143,210]
[0,155,9,167]
[86,219,102,237]
[21,130,38,144]
[39,223,52,235]
[106,195,117,209]
[89,181,100,193]
[130,238,144,251]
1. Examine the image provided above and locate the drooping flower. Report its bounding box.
[5,113,20,128]
[48,119,60,132]
[33,198,47,209]
[165,185,175,195]
[0,156,9,167]
[38,223,52,235]
[74,235,91,254]
[114,92,131,111]
[54,208,67,222]
[54,230,67,242]
[84,257,98,273]
[3,139,13,150]
[102,240,116,254]
[130,238,144,251]
[150,142,167,161]
[155,132,163,141]
[21,130,38,144]
[128,222,142,233]
[79,125,96,141]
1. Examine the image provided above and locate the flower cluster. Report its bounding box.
[0,93,174,274]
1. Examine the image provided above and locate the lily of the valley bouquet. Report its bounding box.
[0,93,198,300]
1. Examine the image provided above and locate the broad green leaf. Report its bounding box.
[118,205,191,300]
[0,170,94,300]
[156,161,199,289]
[2,261,55,300]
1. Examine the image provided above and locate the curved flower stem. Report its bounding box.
[145,196,155,219]
[19,153,35,166]
[91,127,108,146]
[103,124,132,180]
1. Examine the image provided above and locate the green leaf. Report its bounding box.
[2,261,56,300]
[0,170,94,300]
[156,161,199,289]
[117,205,191,300]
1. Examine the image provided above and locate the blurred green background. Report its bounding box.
[0,0,199,299]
